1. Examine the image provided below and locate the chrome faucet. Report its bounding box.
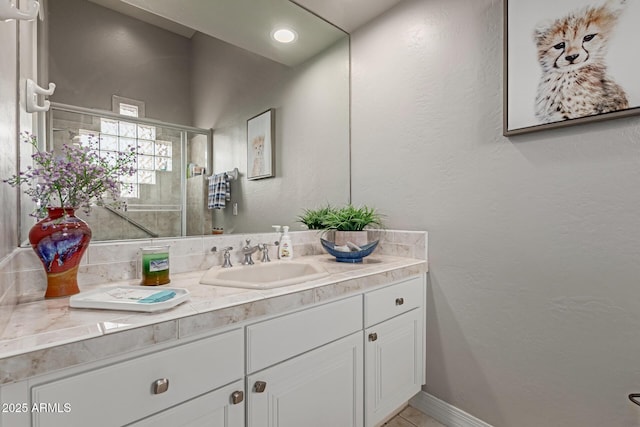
[241,240,259,265]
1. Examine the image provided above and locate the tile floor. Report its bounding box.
[384,405,446,427]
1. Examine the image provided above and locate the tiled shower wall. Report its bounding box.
[0,230,427,303]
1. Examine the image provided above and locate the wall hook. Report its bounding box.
[0,0,39,22]
[25,79,55,113]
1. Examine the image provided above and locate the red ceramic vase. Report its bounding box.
[28,207,92,298]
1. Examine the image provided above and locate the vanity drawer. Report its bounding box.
[246,295,362,373]
[364,276,423,327]
[31,328,244,427]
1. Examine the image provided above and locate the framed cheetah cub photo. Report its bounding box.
[247,108,275,180]
[504,0,640,135]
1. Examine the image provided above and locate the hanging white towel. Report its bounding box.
[208,173,230,209]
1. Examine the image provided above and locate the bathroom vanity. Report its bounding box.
[0,232,427,427]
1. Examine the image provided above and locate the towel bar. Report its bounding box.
[208,167,239,180]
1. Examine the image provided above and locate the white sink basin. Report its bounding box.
[199,261,329,289]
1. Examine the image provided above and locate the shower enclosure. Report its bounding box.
[44,103,212,241]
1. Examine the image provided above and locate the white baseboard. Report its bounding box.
[409,391,493,427]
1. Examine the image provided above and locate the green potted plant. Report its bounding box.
[296,205,335,230]
[321,204,384,246]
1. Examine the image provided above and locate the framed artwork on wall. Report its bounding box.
[504,0,640,136]
[247,108,275,180]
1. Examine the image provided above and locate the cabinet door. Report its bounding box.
[129,380,245,427]
[364,308,424,427]
[247,332,363,427]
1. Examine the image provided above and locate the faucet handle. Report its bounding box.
[259,243,271,262]
[212,246,233,252]
[221,247,233,268]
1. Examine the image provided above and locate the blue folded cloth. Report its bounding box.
[138,290,176,304]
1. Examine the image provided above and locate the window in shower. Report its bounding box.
[77,119,173,199]
[112,95,146,118]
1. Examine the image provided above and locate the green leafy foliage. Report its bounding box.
[322,205,384,231]
[298,204,384,231]
[297,205,336,230]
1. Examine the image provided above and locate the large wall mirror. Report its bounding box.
[25,0,350,243]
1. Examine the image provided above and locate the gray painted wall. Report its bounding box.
[48,0,192,125]
[352,0,640,426]
[191,34,350,233]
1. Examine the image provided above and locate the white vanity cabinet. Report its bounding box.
[245,295,364,427]
[247,332,363,427]
[363,276,425,427]
[243,276,426,427]
[24,328,245,427]
[1,273,426,427]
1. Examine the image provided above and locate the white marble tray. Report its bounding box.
[69,286,190,312]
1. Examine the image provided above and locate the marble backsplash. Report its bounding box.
[0,229,427,306]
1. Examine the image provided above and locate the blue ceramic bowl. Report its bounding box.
[320,239,379,263]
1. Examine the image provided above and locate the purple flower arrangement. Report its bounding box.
[4,133,137,217]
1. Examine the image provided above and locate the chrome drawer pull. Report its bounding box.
[152,378,169,394]
[395,297,404,306]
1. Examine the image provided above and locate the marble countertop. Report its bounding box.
[0,254,426,384]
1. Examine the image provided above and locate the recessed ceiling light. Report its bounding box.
[272,28,297,44]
